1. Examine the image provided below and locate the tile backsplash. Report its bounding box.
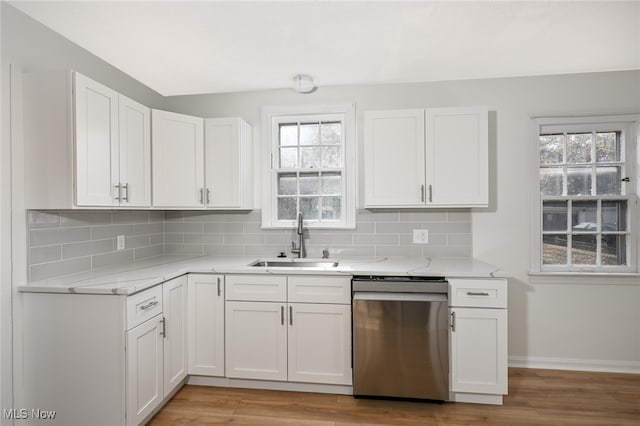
[27,209,472,281]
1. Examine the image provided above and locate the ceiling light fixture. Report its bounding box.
[292,74,315,93]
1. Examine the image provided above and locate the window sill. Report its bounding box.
[529,271,640,285]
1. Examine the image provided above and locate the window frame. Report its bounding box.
[261,103,356,229]
[531,114,639,275]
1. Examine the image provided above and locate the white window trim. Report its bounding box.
[261,103,356,229]
[530,113,640,278]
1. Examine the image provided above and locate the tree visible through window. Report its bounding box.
[539,128,631,269]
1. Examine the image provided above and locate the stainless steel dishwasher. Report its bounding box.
[352,276,449,401]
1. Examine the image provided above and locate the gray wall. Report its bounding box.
[162,71,640,368]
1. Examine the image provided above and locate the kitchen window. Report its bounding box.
[261,104,356,229]
[532,115,639,274]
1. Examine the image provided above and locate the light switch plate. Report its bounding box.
[117,235,125,250]
[413,229,429,244]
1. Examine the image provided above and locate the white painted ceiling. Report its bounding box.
[10,1,640,96]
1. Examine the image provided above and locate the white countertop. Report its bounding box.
[19,255,506,295]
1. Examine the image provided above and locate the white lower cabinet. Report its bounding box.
[126,315,164,426]
[187,274,225,376]
[449,278,508,404]
[224,274,352,386]
[162,276,188,395]
[225,301,288,381]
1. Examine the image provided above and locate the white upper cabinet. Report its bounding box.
[74,73,119,206]
[204,118,253,209]
[364,109,426,207]
[23,71,151,208]
[364,106,488,208]
[152,109,204,208]
[118,94,151,207]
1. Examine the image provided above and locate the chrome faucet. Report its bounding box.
[291,212,306,258]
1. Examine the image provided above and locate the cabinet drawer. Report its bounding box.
[288,276,351,304]
[126,285,163,330]
[225,275,287,302]
[449,278,507,308]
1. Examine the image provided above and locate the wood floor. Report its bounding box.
[149,368,640,425]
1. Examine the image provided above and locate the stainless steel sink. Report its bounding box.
[249,259,339,268]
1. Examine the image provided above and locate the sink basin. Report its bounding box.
[249,259,339,268]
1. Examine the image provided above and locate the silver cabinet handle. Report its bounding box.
[429,184,433,202]
[160,317,166,338]
[199,188,204,204]
[217,277,221,297]
[289,306,293,326]
[467,291,490,296]
[206,188,211,205]
[114,183,121,201]
[139,300,159,311]
[451,311,456,332]
[122,183,129,203]
[420,184,425,202]
[280,306,284,325]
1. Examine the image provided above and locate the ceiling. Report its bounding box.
[10,1,640,97]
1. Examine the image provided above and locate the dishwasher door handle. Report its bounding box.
[353,292,447,302]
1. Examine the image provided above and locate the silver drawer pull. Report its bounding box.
[139,300,159,311]
[466,291,490,296]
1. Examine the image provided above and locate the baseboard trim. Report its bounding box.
[509,356,640,374]
[188,375,353,395]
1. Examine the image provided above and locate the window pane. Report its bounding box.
[321,122,342,145]
[543,201,567,231]
[321,172,342,195]
[280,147,298,168]
[540,168,564,196]
[299,173,319,195]
[322,146,341,168]
[567,133,592,163]
[602,235,626,266]
[572,201,597,231]
[299,123,319,145]
[567,167,592,196]
[300,197,319,220]
[278,173,297,195]
[596,132,619,162]
[540,134,564,165]
[321,197,341,220]
[277,197,297,220]
[300,147,320,168]
[543,235,567,265]
[596,166,621,195]
[602,201,627,231]
[280,124,297,146]
[572,235,597,265]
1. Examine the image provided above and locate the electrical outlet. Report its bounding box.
[413,229,429,244]
[117,235,125,251]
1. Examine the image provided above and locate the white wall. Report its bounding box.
[163,71,640,370]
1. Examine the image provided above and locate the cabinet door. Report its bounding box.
[426,107,488,206]
[204,118,253,209]
[364,109,425,207]
[74,72,119,206]
[188,274,225,376]
[126,315,164,426]
[450,307,508,395]
[152,109,204,207]
[163,276,188,396]
[288,303,352,385]
[118,94,151,207]
[225,301,287,381]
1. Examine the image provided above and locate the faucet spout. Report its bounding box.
[291,213,306,258]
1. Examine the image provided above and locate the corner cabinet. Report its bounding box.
[151,111,253,209]
[364,106,488,208]
[23,70,151,208]
[449,278,508,405]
